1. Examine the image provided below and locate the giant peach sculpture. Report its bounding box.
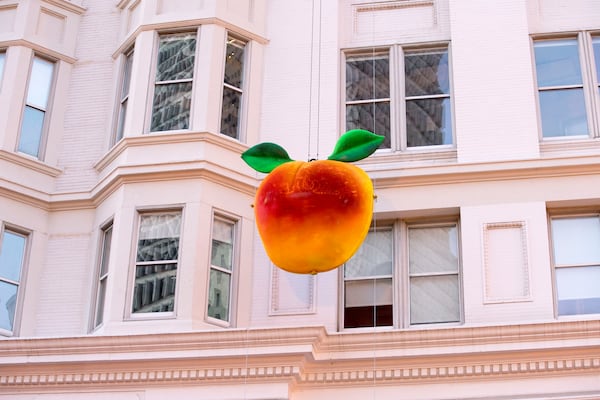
[242,129,384,274]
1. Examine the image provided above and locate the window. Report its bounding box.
[0,226,28,335]
[92,222,113,329]
[132,212,182,314]
[220,35,246,139]
[345,46,452,151]
[533,35,600,138]
[550,215,600,316]
[150,33,196,132]
[114,49,134,144]
[343,226,394,328]
[18,55,55,158]
[342,221,461,329]
[207,216,237,323]
[408,224,460,325]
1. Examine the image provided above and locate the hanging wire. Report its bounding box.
[370,11,378,400]
[307,0,315,161]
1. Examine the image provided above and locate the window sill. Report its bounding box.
[540,136,600,157]
[360,147,457,168]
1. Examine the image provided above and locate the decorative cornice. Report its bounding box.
[42,0,86,14]
[0,321,599,391]
[6,134,600,212]
[94,131,248,172]
[113,17,269,58]
[365,152,600,189]
[0,39,78,64]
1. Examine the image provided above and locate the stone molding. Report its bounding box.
[1,320,599,390]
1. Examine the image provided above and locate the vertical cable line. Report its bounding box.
[370,12,378,400]
[308,0,322,160]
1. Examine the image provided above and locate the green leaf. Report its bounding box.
[327,129,385,162]
[241,142,294,173]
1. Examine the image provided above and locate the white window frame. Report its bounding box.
[206,211,240,327]
[90,219,113,330]
[113,48,134,145]
[0,223,30,337]
[127,208,184,320]
[219,33,248,140]
[147,30,199,133]
[17,54,56,160]
[533,32,600,140]
[342,43,454,153]
[549,213,600,318]
[340,219,462,330]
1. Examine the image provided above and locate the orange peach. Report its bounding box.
[254,159,374,274]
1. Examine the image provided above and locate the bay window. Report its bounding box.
[0,226,28,336]
[345,45,452,152]
[342,220,461,329]
[114,49,134,144]
[220,34,246,139]
[207,216,237,324]
[131,211,182,315]
[92,222,113,329]
[18,55,55,159]
[150,33,196,132]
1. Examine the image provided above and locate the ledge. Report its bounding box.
[364,151,600,188]
[0,320,599,390]
[43,0,86,14]
[0,150,62,178]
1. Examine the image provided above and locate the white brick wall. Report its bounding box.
[55,1,120,192]
[34,232,93,336]
[449,0,540,163]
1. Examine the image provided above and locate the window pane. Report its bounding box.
[0,281,18,332]
[207,269,231,321]
[121,51,133,99]
[345,229,392,278]
[534,39,582,87]
[406,97,452,147]
[94,279,106,327]
[346,101,390,148]
[99,225,112,276]
[409,225,458,274]
[155,34,196,82]
[556,266,600,316]
[27,57,54,109]
[133,213,180,314]
[594,38,600,86]
[18,106,45,157]
[150,82,192,132]
[137,214,181,262]
[220,86,241,138]
[552,217,600,266]
[116,99,127,142]
[224,38,245,88]
[405,50,449,97]
[344,278,393,328]
[132,263,177,313]
[410,275,460,324]
[539,88,588,137]
[211,220,234,270]
[0,52,5,83]
[0,231,26,282]
[346,54,389,101]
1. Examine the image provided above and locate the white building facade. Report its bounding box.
[0,0,600,398]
